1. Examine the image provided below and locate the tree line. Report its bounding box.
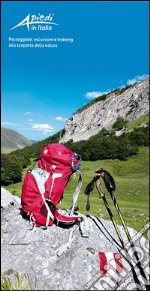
[1,122,149,186]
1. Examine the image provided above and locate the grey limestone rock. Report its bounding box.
[60,78,149,143]
[1,188,149,290]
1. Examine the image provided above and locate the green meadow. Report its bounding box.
[4,147,149,237]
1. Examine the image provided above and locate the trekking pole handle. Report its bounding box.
[71,153,82,171]
[95,177,105,199]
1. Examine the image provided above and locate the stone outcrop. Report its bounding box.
[1,188,149,290]
[60,78,149,143]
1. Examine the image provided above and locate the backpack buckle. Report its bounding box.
[71,153,82,171]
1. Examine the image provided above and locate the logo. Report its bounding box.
[10,13,59,31]
[43,149,49,154]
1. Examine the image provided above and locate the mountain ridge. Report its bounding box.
[1,77,149,151]
[1,128,33,151]
[59,77,149,143]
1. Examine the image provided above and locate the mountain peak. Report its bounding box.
[60,77,149,143]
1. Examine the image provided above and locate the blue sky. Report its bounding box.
[1,1,149,141]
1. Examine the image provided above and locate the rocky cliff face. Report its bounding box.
[1,188,149,290]
[60,78,149,143]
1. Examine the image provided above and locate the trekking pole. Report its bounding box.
[85,175,127,250]
[94,176,148,290]
[103,195,127,251]
[109,187,149,286]
[110,188,132,241]
[95,168,141,243]
[95,169,149,288]
[95,177,127,251]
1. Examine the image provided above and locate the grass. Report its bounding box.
[60,147,149,237]
[1,148,149,289]
[1,148,17,154]
[126,113,149,130]
[3,147,149,237]
[1,271,45,290]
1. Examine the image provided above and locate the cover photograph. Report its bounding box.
[1,1,149,290]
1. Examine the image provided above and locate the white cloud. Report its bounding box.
[43,130,52,135]
[32,124,53,129]
[31,123,54,134]
[119,85,126,89]
[85,90,110,99]
[28,119,33,122]
[127,74,149,85]
[24,112,32,115]
[1,122,23,127]
[55,116,67,121]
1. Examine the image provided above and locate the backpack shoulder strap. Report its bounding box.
[31,168,50,194]
[69,169,82,215]
[31,168,54,225]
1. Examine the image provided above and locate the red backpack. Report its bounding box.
[20,143,82,228]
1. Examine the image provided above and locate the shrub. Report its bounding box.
[113,117,128,130]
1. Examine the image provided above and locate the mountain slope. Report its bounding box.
[1,128,32,151]
[60,77,149,142]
